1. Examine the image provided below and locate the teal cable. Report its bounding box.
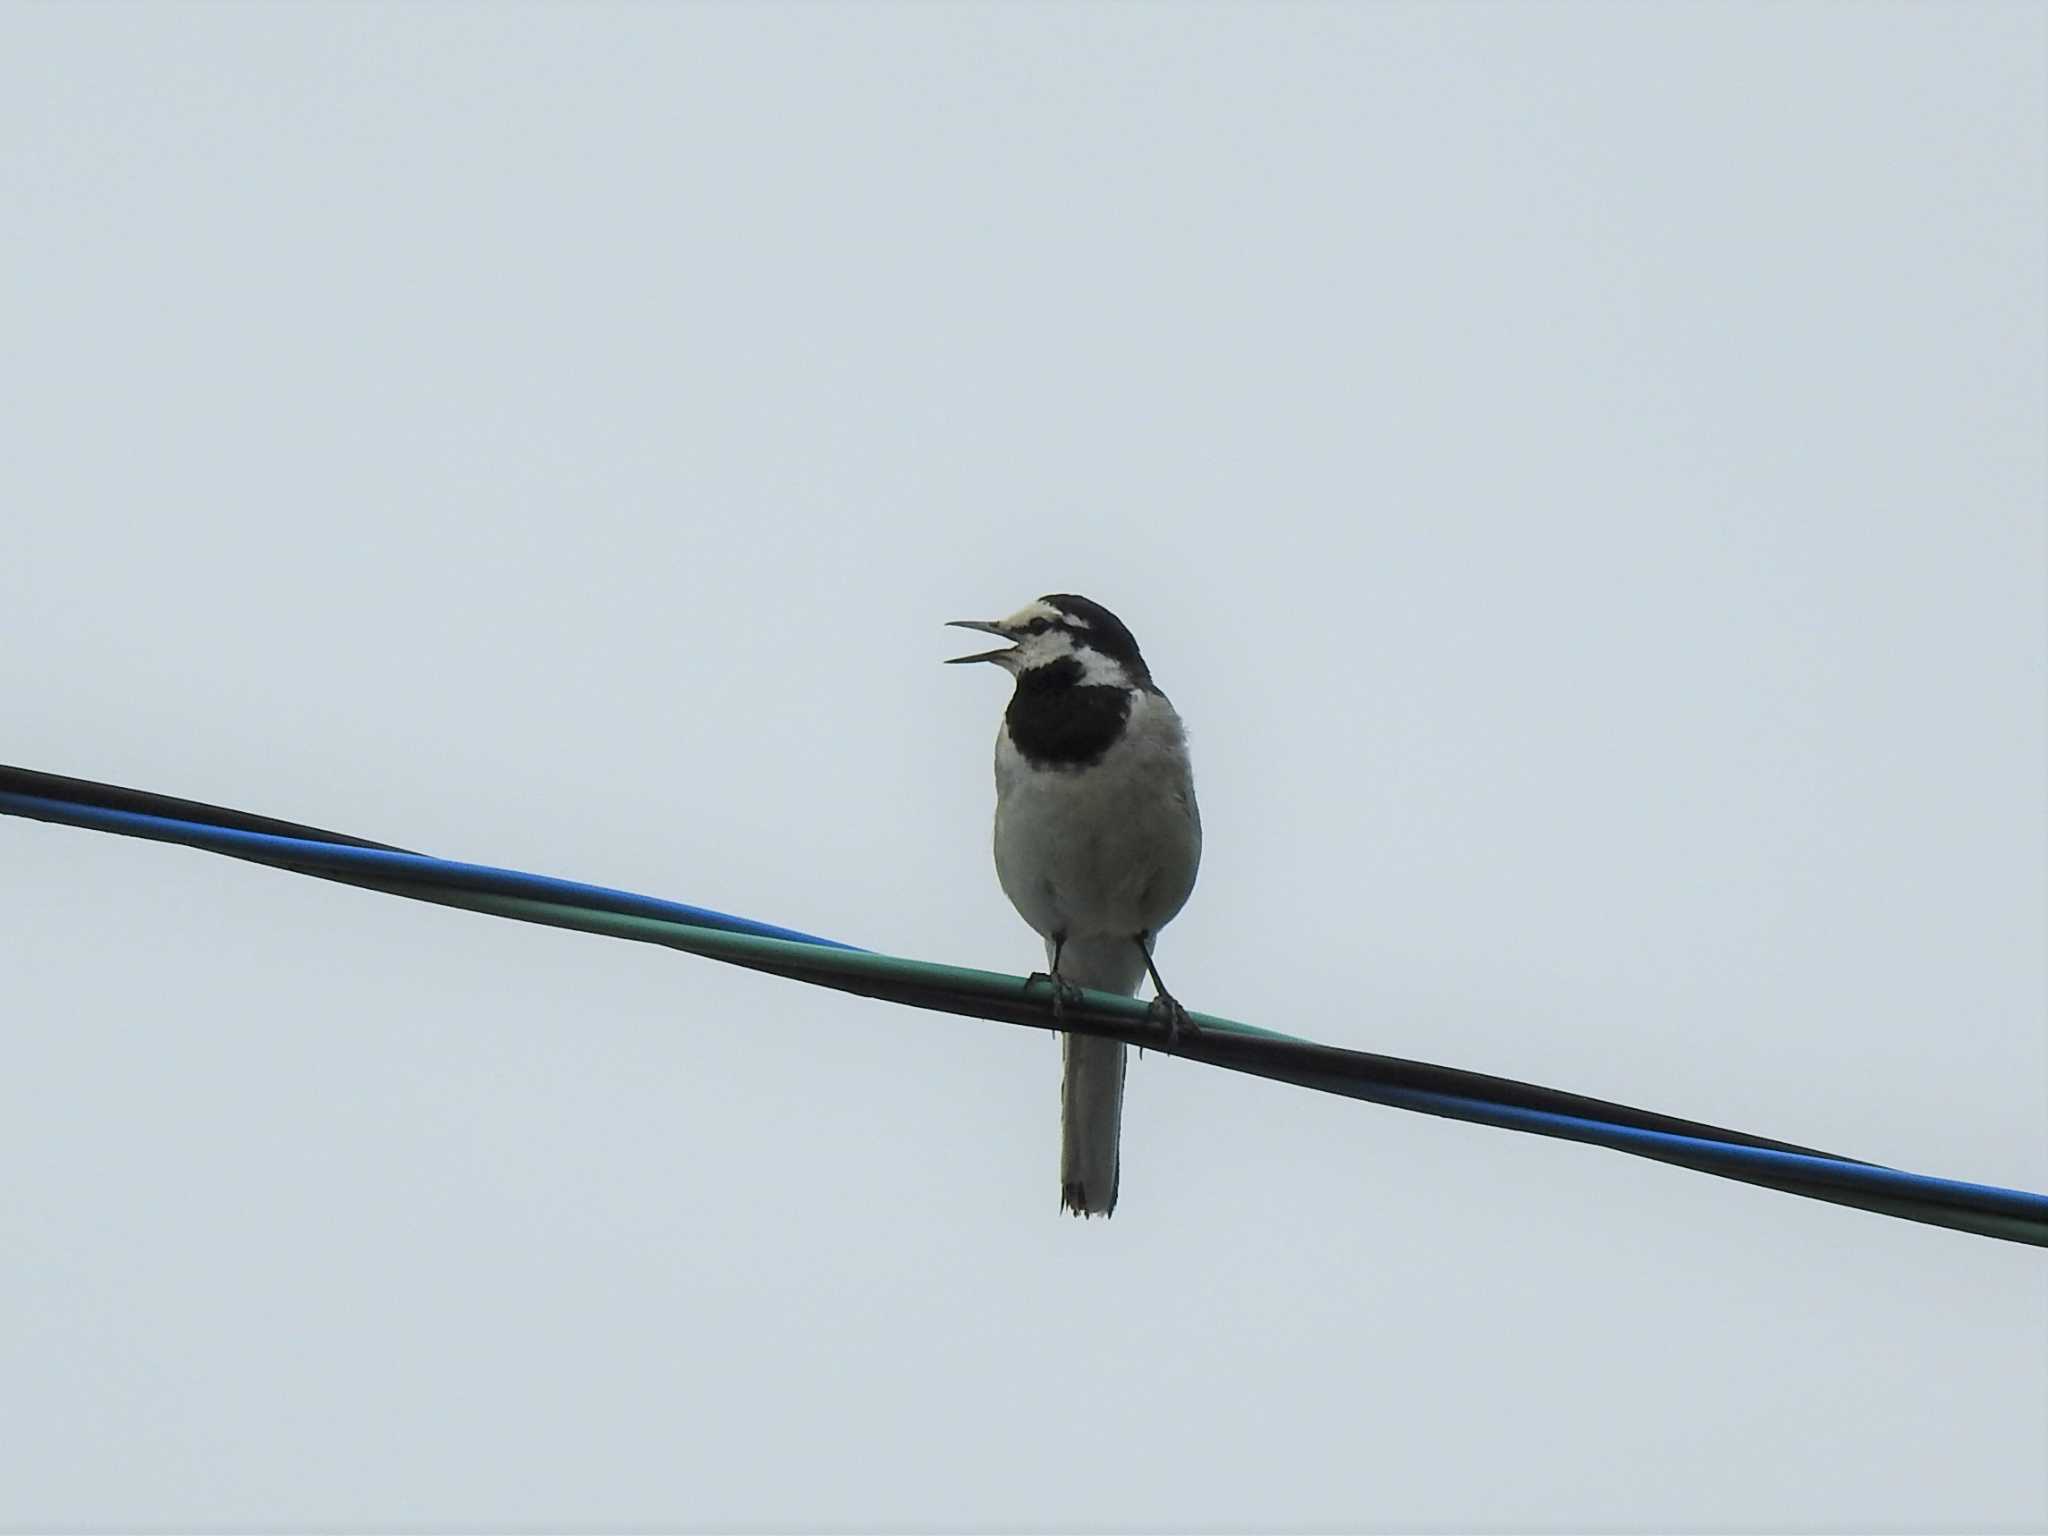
[5,770,2044,1248]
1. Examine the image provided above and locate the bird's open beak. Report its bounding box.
[945,619,1016,665]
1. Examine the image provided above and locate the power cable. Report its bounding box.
[5,763,2042,1248]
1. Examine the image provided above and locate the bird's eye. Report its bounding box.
[1026,618,1052,635]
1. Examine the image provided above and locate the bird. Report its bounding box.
[946,594,1202,1217]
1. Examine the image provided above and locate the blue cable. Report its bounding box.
[7,783,2045,1240]
[1364,1086,2048,1224]
[0,791,864,952]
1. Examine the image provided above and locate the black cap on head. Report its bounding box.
[1040,594,1152,686]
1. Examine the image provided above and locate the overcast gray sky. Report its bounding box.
[3,4,2044,1530]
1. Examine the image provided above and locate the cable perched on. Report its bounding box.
[4,763,2044,1249]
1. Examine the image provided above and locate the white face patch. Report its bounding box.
[996,624,1076,674]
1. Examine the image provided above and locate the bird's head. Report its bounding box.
[945,594,1154,689]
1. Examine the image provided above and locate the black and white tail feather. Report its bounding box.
[946,594,1201,1219]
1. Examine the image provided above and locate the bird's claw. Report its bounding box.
[1148,994,1197,1047]
[1026,971,1086,1021]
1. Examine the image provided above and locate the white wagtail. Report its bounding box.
[947,594,1202,1217]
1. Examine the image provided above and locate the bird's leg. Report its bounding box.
[1026,931,1085,1021]
[1135,932,1196,1047]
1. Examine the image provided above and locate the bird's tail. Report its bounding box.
[1054,935,1146,1217]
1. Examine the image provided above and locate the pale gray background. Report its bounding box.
[3,3,2043,1530]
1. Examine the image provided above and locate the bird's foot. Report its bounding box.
[1026,971,1086,1022]
[1148,994,1197,1048]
